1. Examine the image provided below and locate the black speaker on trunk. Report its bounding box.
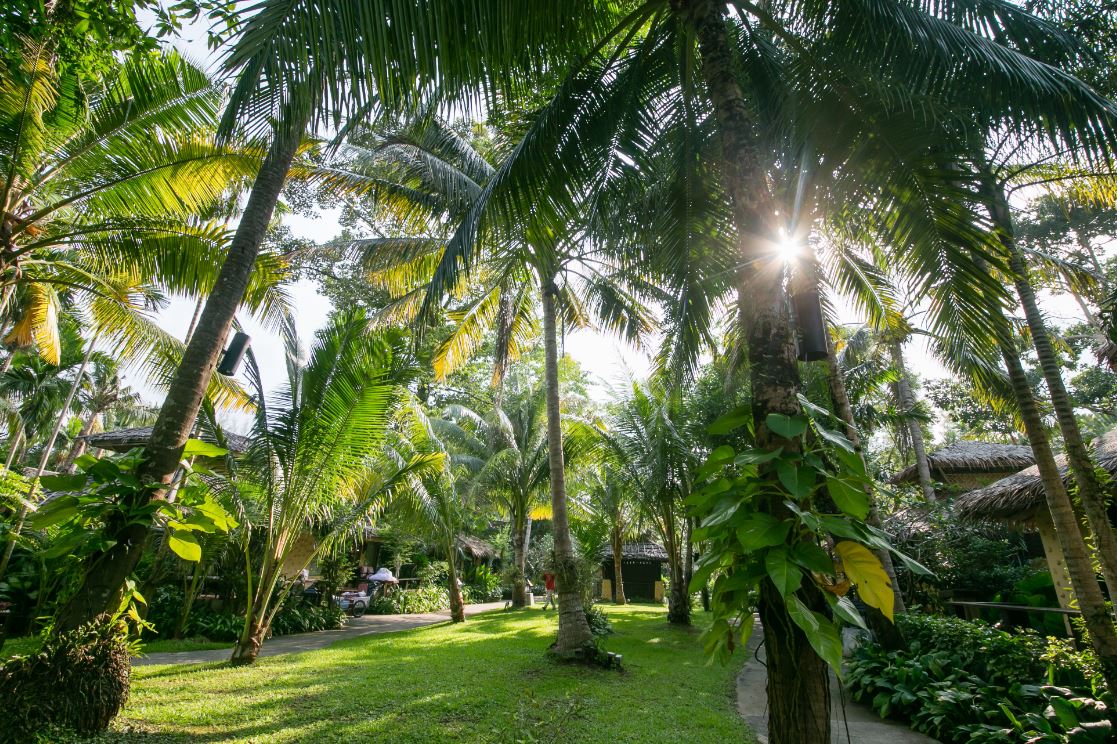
[792,288,828,362]
[217,332,251,376]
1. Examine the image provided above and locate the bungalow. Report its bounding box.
[890,441,1035,497]
[601,542,670,603]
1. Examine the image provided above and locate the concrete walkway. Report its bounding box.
[737,618,939,744]
[135,601,506,666]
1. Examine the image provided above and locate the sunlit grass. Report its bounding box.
[93,604,754,743]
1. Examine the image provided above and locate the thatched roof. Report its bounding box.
[891,441,1034,484]
[81,426,250,456]
[956,429,1117,525]
[602,542,669,562]
[455,534,497,561]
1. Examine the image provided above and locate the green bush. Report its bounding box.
[585,603,613,637]
[0,615,131,742]
[847,613,1111,743]
[370,585,452,615]
[270,602,345,636]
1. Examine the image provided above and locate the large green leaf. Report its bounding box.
[787,595,844,675]
[167,530,202,562]
[825,475,870,520]
[764,547,803,598]
[776,459,816,498]
[766,413,807,439]
[736,513,790,551]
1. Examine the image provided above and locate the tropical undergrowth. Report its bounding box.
[847,613,1112,743]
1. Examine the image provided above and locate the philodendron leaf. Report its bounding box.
[167,530,202,562]
[766,413,807,440]
[182,439,228,458]
[776,459,815,498]
[835,541,894,622]
[787,595,844,674]
[764,547,803,597]
[826,475,870,520]
[736,513,791,551]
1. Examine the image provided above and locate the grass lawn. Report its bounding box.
[95,604,753,743]
[2,636,229,660]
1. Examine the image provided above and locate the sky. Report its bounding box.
[125,10,1091,435]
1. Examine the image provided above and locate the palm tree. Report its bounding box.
[575,464,637,605]
[328,112,651,649]
[433,386,551,608]
[600,382,695,624]
[228,311,439,664]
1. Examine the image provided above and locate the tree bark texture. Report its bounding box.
[684,1,829,740]
[53,108,309,634]
[447,546,465,623]
[540,279,593,652]
[511,510,529,607]
[611,527,627,604]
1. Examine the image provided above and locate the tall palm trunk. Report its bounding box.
[0,334,96,583]
[685,1,829,740]
[889,340,937,502]
[665,517,689,625]
[540,277,593,653]
[447,539,465,623]
[611,526,627,604]
[511,509,530,607]
[822,310,906,650]
[996,317,1117,691]
[53,109,309,634]
[3,427,22,471]
[985,178,1117,607]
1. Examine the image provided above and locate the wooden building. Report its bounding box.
[891,441,1035,497]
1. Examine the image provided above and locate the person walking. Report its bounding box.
[542,571,556,610]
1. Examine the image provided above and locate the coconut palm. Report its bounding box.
[574,464,637,605]
[599,382,696,624]
[433,386,551,608]
[325,111,652,648]
[228,311,440,664]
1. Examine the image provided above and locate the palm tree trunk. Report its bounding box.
[511,510,528,607]
[0,334,96,583]
[889,340,937,502]
[447,539,465,623]
[611,527,627,605]
[540,277,593,653]
[53,108,309,634]
[986,178,1117,609]
[822,317,906,650]
[3,427,22,471]
[996,319,1117,691]
[61,408,99,473]
[685,1,829,740]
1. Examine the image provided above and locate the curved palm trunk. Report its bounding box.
[889,340,937,502]
[540,278,593,653]
[664,511,690,625]
[3,427,23,471]
[611,526,627,605]
[0,335,95,583]
[986,179,1117,609]
[53,110,309,634]
[685,1,829,740]
[997,320,1117,691]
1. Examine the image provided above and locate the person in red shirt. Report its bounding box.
[542,571,556,610]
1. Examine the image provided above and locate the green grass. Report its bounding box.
[2,635,228,660]
[99,605,754,743]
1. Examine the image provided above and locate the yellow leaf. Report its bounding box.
[529,504,553,520]
[5,283,59,364]
[835,541,894,622]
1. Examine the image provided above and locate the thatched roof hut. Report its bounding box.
[891,441,1035,488]
[455,534,497,562]
[956,429,1117,526]
[601,542,669,562]
[81,426,250,456]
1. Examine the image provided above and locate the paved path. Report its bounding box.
[135,601,507,666]
[737,618,939,744]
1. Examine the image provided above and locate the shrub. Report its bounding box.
[847,613,1111,743]
[584,604,612,637]
[271,601,345,636]
[0,615,131,741]
[467,564,503,601]
[370,585,451,615]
